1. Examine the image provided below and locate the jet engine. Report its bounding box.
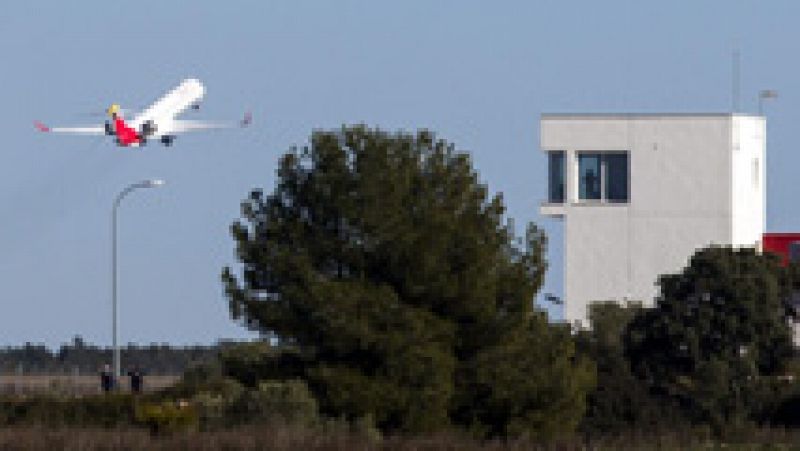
[140,120,157,137]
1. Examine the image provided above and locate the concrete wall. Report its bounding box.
[540,114,765,326]
[730,116,766,249]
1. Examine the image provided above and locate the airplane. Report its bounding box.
[34,78,251,147]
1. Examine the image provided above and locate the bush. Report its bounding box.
[0,394,136,427]
[191,391,228,429]
[220,342,305,387]
[245,380,319,425]
[189,378,245,429]
[134,400,198,435]
[177,367,319,430]
[223,379,319,427]
[166,364,243,398]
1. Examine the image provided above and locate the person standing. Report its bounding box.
[100,364,114,392]
[128,367,144,394]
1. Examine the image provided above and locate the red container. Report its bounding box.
[763,233,800,266]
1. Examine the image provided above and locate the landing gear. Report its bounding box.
[161,135,175,146]
[140,120,157,137]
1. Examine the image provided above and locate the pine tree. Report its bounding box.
[222,125,594,436]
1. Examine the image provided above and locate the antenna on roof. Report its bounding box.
[758,90,778,116]
[732,49,741,113]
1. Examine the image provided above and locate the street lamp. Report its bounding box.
[758,89,778,116]
[111,179,164,383]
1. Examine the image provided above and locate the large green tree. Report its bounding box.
[222,125,594,436]
[624,246,796,427]
[576,302,686,435]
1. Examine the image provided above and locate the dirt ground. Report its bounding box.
[0,374,180,396]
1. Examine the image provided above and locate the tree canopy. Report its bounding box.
[625,246,797,427]
[577,302,686,435]
[222,125,594,437]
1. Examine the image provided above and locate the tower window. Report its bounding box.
[578,151,629,203]
[548,151,565,203]
[578,154,602,200]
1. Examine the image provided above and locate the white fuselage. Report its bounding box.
[129,78,205,139]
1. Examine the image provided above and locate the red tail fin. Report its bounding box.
[33,121,50,132]
[241,111,252,127]
[114,118,140,146]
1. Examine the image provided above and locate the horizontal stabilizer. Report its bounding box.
[34,120,105,135]
[171,112,252,133]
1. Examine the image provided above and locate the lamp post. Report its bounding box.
[111,179,164,383]
[758,89,778,116]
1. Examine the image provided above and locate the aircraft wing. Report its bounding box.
[34,121,105,135]
[131,78,205,130]
[170,112,252,134]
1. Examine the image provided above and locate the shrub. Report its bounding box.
[0,394,136,427]
[230,380,319,426]
[189,379,245,429]
[134,400,198,435]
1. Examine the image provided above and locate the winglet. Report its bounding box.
[33,121,50,132]
[240,111,252,128]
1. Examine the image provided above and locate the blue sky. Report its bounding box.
[1,1,798,347]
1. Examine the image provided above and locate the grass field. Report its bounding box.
[0,426,371,451]
[0,374,180,396]
[1,376,799,449]
[0,425,798,451]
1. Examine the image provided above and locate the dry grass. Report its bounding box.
[0,425,372,451]
[0,375,179,397]
[0,425,799,451]
[0,426,565,451]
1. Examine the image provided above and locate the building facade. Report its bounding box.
[540,114,765,326]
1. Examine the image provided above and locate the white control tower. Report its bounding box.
[540,113,765,326]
